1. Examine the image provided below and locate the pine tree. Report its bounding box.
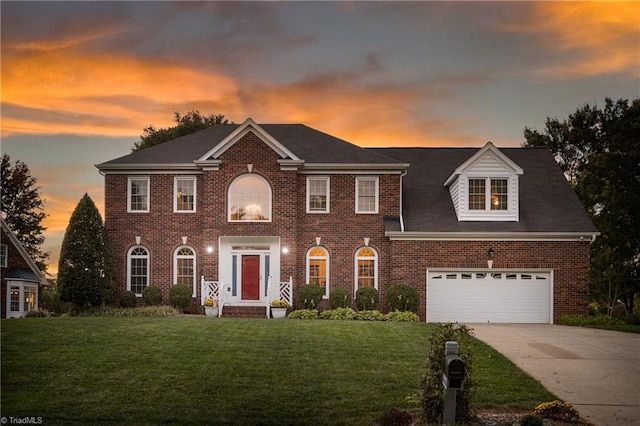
[58,194,116,307]
[1,154,48,271]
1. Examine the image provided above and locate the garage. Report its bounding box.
[426,270,552,323]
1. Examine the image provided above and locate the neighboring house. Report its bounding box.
[1,215,48,318]
[96,118,598,323]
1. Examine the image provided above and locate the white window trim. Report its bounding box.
[355,176,379,214]
[0,244,7,268]
[6,281,39,318]
[128,177,150,213]
[127,245,150,296]
[228,174,273,222]
[354,246,378,294]
[306,246,330,298]
[306,176,330,214]
[173,245,197,297]
[468,177,509,211]
[173,176,197,213]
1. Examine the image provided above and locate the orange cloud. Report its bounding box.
[504,2,640,79]
[1,47,243,137]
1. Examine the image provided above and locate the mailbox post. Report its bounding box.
[442,341,465,425]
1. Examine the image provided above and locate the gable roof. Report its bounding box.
[443,141,523,186]
[1,215,48,285]
[371,147,598,238]
[96,119,405,171]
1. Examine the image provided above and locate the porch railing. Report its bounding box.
[267,276,293,318]
[200,277,227,318]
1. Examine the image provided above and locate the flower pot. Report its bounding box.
[205,306,218,317]
[271,307,287,319]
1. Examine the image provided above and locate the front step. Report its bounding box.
[221,306,267,318]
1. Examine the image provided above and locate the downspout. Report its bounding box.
[399,169,407,232]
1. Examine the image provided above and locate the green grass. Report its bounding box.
[1,317,555,425]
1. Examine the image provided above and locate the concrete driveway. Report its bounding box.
[469,324,640,426]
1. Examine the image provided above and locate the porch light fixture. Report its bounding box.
[206,245,214,254]
[487,248,494,269]
[282,247,290,254]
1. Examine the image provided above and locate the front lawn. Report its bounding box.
[1,317,555,425]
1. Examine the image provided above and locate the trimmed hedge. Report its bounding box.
[329,288,351,309]
[386,284,419,313]
[355,287,378,310]
[142,285,163,306]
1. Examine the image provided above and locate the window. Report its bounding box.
[307,177,329,213]
[10,286,20,312]
[24,286,36,313]
[307,247,329,297]
[174,246,196,296]
[228,174,271,221]
[0,244,7,268]
[174,177,196,212]
[128,246,149,295]
[468,178,508,211]
[128,177,149,212]
[356,177,378,214]
[6,283,38,318]
[355,247,378,290]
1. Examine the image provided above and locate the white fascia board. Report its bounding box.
[299,163,409,174]
[1,218,48,286]
[444,142,524,186]
[197,118,300,161]
[96,163,203,174]
[386,231,600,241]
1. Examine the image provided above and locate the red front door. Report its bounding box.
[242,255,260,300]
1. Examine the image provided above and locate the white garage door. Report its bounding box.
[427,271,552,323]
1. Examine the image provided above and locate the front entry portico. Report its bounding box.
[218,236,282,306]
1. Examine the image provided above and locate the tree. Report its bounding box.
[0,154,48,271]
[523,98,640,312]
[132,110,230,152]
[58,194,116,308]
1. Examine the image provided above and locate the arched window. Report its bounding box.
[306,246,329,297]
[174,246,196,296]
[228,174,272,221]
[128,246,149,295]
[355,247,378,290]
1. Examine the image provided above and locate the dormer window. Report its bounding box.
[469,178,508,211]
[444,142,522,222]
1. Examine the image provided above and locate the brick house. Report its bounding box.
[1,215,48,318]
[96,118,598,322]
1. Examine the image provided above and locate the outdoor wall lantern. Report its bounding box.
[282,247,290,254]
[206,245,214,255]
[487,248,494,269]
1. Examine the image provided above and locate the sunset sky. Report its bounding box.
[1,1,638,275]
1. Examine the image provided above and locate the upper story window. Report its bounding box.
[127,246,149,295]
[128,177,149,213]
[469,178,508,211]
[356,176,379,214]
[307,177,330,213]
[174,177,196,212]
[0,244,7,268]
[306,246,329,297]
[228,174,272,222]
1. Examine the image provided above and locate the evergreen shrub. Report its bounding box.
[387,284,419,313]
[169,284,192,312]
[142,285,162,306]
[298,284,324,309]
[329,288,351,309]
[120,291,137,308]
[355,286,378,310]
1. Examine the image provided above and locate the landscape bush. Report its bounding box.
[25,309,50,318]
[169,284,193,312]
[624,312,640,325]
[120,291,137,308]
[355,286,378,310]
[386,284,420,313]
[329,288,351,309]
[355,310,386,321]
[534,400,584,423]
[378,408,413,426]
[519,413,544,426]
[142,285,163,306]
[385,311,419,322]
[41,290,75,315]
[288,309,318,319]
[560,314,625,326]
[420,322,476,424]
[297,284,324,309]
[320,307,357,320]
[75,306,178,317]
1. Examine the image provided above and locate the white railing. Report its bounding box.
[200,277,227,318]
[267,276,293,318]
